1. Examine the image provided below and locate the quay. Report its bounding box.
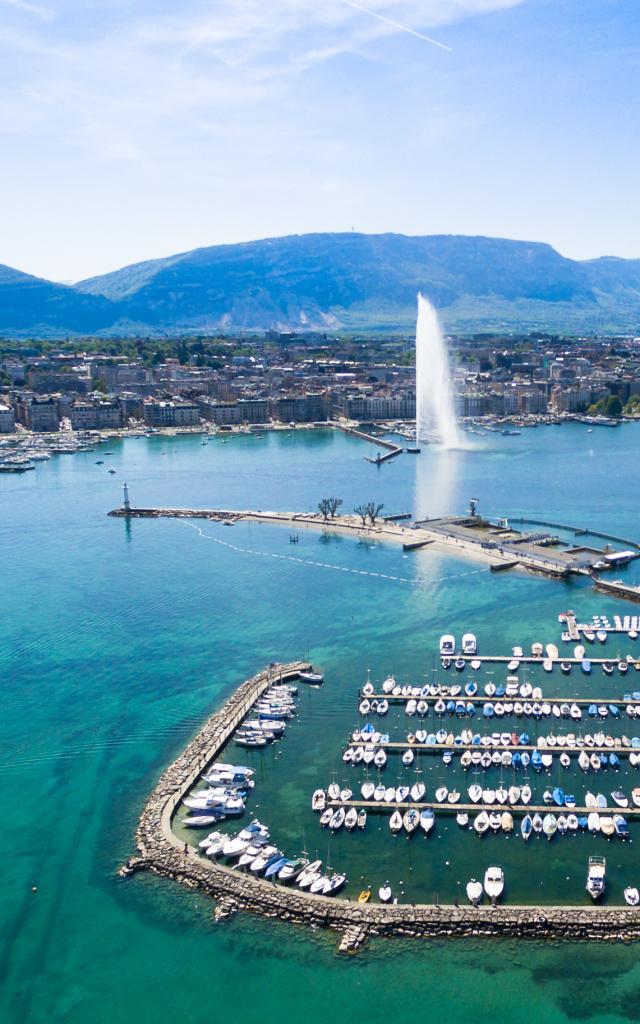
[594,577,640,603]
[122,661,640,944]
[109,499,640,598]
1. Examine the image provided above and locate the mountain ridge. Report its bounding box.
[2,232,640,337]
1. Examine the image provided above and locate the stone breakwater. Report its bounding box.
[125,661,640,944]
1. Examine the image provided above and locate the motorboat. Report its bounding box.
[456,811,469,827]
[474,811,490,835]
[278,857,309,883]
[312,789,326,811]
[624,887,640,906]
[466,878,483,905]
[586,856,606,900]
[440,634,455,656]
[612,790,629,808]
[543,659,553,673]
[379,883,392,903]
[521,814,533,840]
[483,866,504,904]
[357,809,367,828]
[297,860,323,889]
[462,633,477,655]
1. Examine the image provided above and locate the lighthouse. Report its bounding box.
[123,481,131,513]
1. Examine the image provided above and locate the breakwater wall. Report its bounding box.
[124,662,640,944]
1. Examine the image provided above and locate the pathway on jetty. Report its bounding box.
[123,662,640,945]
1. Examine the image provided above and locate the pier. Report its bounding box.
[122,661,640,944]
[108,495,640,598]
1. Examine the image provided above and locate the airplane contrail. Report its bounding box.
[342,0,453,53]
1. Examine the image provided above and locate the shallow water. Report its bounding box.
[2,423,640,1022]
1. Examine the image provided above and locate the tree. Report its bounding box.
[366,502,384,525]
[318,497,343,520]
[318,498,332,521]
[354,504,369,527]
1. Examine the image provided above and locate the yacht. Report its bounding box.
[462,633,477,655]
[440,634,455,656]
[586,856,606,900]
[483,866,505,904]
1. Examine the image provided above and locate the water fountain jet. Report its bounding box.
[415,293,459,447]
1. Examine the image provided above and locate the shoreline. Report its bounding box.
[123,661,640,946]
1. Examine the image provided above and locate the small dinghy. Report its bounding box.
[466,878,483,905]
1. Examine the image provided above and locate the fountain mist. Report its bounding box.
[415,293,459,447]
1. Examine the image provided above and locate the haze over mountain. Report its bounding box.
[2,233,640,338]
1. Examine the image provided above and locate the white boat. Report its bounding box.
[389,810,403,833]
[483,866,504,904]
[403,808,420,833]
[456,811,469,827]
[466,878,483,905]
[624,887,640,906]
[462,633,477,655]
[345,808,358,830]
[419,808,435,833]
[402,749,415,766]
[596,631,607,643]
[298,671,324,684]
[435,786,448,802]
[586,856,606,900]
[361,782,375,800]
[440,634,455,656]
[474,811,490,834]
[279,857,309,882]
[410,782,426,802]
[329,808,345,831]
[379,883,392,903]
[311,789,326,811]
[297,859,323,889]
[468,784,483,803]
[543,658,553,673]
[470,659,482,671]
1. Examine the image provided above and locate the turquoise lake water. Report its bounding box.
[3,423,640,1023]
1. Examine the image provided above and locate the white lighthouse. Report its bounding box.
[123,481,130,512]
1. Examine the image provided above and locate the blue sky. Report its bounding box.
[0,0,638,281]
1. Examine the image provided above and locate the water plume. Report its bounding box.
[415,293,459,447]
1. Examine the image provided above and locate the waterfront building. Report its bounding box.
[0,403,15,432]
[68,400,122,430]
[143,399,200,427]
[15,396,60,432]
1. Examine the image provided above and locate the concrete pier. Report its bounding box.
[122,661,640,943]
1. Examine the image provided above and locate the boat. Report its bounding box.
[278,857,309,882]
[456,812,469,827]
[440,634,455,656]
[474,811,490,835]
[612,790,629,808]
[546,643,559,660]
[624,887,640,906]
[454,657,466,671]
[389,810,403,833]
[403,808,420,833]
[358,889,371,903]
[329,808,345,831]
[586,856,606,900]
[182,815,221,828]
[379,882,393,903]
[311,789,326,812]
[483,866,504,904]
[345,808,358,830]
[419,809,435,834]
[542,813,557,838]
[462,633,477,655]
[470,659,482,671]
[531,642,543,657]
[597,631,607,644]
[297,860,323,889]
[466,878,483,905]
[543,659,553,673]
[357,809,367,829]
[521,814,533,840]
[298,671,324,684]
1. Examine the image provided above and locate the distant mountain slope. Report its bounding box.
[0,264,118,335]
[3,234,640,336]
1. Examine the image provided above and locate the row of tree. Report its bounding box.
[318,497,384,526]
